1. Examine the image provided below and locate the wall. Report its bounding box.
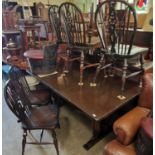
[7,0,98,12]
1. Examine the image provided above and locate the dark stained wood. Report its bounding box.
[93,0,149,91]
[30,64,140,122]
[27,62,140,149]
[59,2,101,85]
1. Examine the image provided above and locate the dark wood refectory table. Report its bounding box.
[28,64,140,150]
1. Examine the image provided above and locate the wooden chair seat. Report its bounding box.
[23,104,59,129]
[106,45,148,58]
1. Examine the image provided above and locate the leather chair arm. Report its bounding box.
[113,106,150,145]
[104,140,136,155]
[138,73,153,109]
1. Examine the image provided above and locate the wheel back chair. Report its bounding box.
[48,5,62,44]
[59,2,100,85]
[49,4,81,75]
[90,0,148,91]
[4,78,60,155]
[8,66,51,106]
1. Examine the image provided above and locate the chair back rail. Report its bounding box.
[95,0,137,55]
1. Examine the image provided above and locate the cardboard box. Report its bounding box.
[130,13,147,28]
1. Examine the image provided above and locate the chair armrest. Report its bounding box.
[104,139,136,155]
[113,106,150,145]
[138,73,153,109]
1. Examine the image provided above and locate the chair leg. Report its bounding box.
[64,50,70,73]
[139,54,144,88]
[40,129,44,143]
[22,129,27,155]
[78,51,84,86]
[90,54,105,87]
[51,130,59,155]
[121,59,128,91]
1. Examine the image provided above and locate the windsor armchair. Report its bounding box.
[49,4,81,74]
[59,2,99,85]
[91,0,148,91]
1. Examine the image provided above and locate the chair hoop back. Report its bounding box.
[4,80,32,125]
[59,2,86,47]
[95,0,137,55]
[48,5,62,43]
[8,66,31,96]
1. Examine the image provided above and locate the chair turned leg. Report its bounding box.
[139,54,144,88]
[40,129,44,143]
[51,130,59,155]
[78,51,84,86]
[22,129,27,155]
[90,54,105,87]
[121,59,128,91]
[64,50,70,74]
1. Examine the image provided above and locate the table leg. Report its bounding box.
[83,120,112,150]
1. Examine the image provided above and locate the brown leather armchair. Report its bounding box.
[104,73,153,155]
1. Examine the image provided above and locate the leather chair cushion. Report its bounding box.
[113,106,150,145]
[141,117,153,139]
[136,117,153,155]
[104,139,136,155]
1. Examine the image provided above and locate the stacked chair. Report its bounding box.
[49,4,81,75]
[90,0,148,91]
[59,2,99,85]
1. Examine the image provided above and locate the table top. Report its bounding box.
[30,64,140,121]
[24,49,44,59]
[2,29,21,34]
